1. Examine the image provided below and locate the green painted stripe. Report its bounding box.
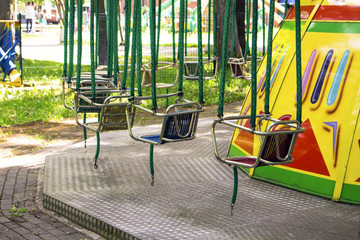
[228,144,248,158]
[308,22,360,34]
[281,21,307,31]
[252,166,335,198]
[340,183,360,205]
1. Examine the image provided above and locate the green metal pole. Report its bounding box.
[262,0,265,56]
[208,0,211,60]
[96,0,100,67]
[178,0,185,93]
[264,0,274,114]
[217,0,232,117]
[184,0,188,56]
[76,0,83,91]
[197,0,204,104]
[62,0,69,78]
[172,0,176,62]
[68,0,75,83]
[122,0,131,89]
[150,0,157,109]
[295,0,302,122]
[130,0,138,98]
[231,166,238,215]
[150,144,155,186]
[250,0,258,128]
[83,113,87,148]
[136,0,143,97]
[91,0,96,99]
[94,131,100,169]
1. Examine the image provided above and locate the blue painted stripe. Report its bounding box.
[270,45,290,88]
[327,50,350,106]
[311,49,333,104]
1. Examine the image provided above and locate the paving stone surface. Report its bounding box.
[44,118,360,240]
[0,165,96,239]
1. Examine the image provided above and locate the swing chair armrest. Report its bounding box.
[73,97,101,132]
[75,92,130,108]
[62,79,75,111]
[211,120,259,168]
[133,91,181,101]
[165,101,203,114]
[125,103,164,145]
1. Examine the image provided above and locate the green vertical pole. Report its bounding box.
[250,0,258,128]
[262,0,265,56]
[94,131,100,169]
[172,0,176,62]
[184,0,188,56]
[213,0,217,57]
[150,144,155,186]
[295,0,302,122]
[95,0,100,67]
[217,0,232,117]
[122,0,131,89]
[90,0,96,99]
[231,166,238,215]
[150,0,157,109]
[156,0,161,67]
[63,0,69,78]
[264,0,274,114]
[130,0,138,98]
[136,0,143,97]
[178,0,185,93]
[83,113,87,148]
[113,0,119,86]
[76,0,83,91]
[208,0,211,60]
[68,0,75,83]
[197,0,204,104]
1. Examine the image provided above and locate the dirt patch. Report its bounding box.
[0,101,242,158]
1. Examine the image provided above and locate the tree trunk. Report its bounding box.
[236,0,246,57]
[0,0,11,20]
[118,0,124,43]
[215,0,242,65]
[98,0,107,65]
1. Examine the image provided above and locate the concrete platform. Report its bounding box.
[43,118,360,239]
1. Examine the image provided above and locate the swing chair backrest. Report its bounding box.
[184,56,218,80]
[162,111,197,140]
[228,57,246,79]
[75,80,114,113]
[257,119,303,165]
[141,62,179,89]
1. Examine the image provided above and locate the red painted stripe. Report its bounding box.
[314,5,360,21]
[287,6,315,20]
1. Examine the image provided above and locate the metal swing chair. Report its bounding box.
[183,0,218,80]
[125,0,204,185]
[140,0,180,90]
[62,0,136,169]
[228,0,264,79]
[211,0,304,214]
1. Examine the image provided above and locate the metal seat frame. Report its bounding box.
[211,114,304,168]
[126,98,204,145]
[140,61,179,89]
[183,56,218,80]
